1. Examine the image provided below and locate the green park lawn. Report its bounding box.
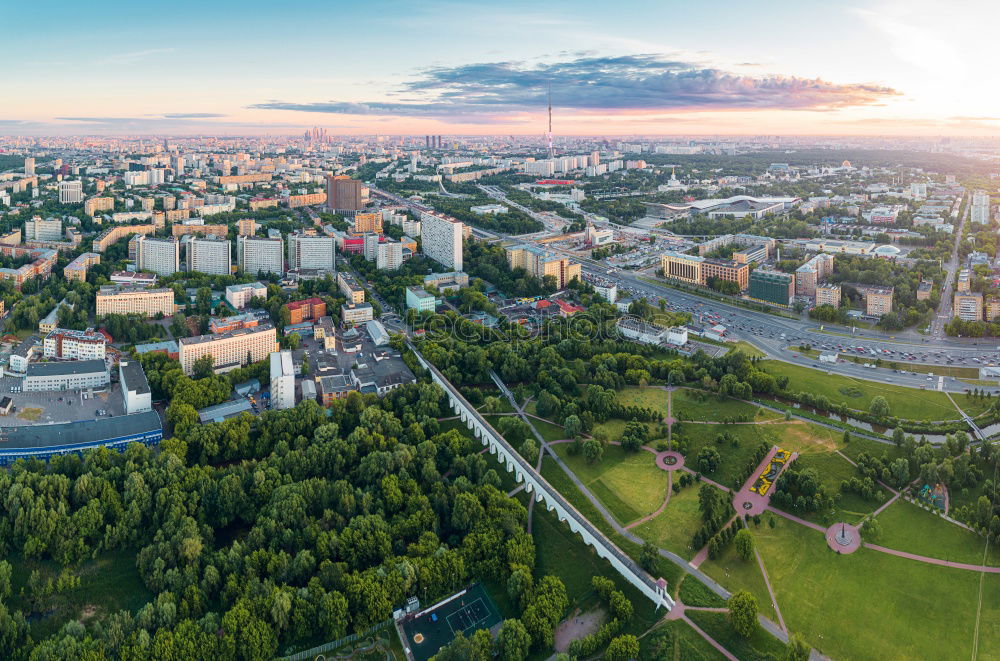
[729,340,766,358]
[672,388,781,423]
[9,549,152,641]
[874,498,1000,566]
[790,451,890,525]
[633,483,709,560]
[589,418,659,443]
[615,385,671,411]
[699,533,778,624]
[760,360,974,420]
[680,423,779,489]
[686,610,789,660]
[550,443,668,525]
[754,515,1000,660]
[529,418,569,443]
[640,618,729,660]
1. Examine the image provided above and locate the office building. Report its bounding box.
[237,235,284,276]
[815,283,842,308]
[24,360,109,392]
[318,374,355,404]
[505,244,581,289]
[96,286,174,317]
[136,236,179,276]
[406,286,436,312]
[287,233,335,271]
[225,282,267,310]
[748,270,794,306]
[24,217,62,242]
[43,328,107,360]
[178,323,278,375]
[337,272,365,303]
[120,360,151,414]
[420,212,463,271]
[64,252,100,282]
[270,351,295,410]
[185,235,232,276]
[57,180,83,204]
[285,297,326,324]
[376,240,404,270]
[325,175,368,212]
[954,292,983,322]
[660,251,749,290]
[341,302,375,325]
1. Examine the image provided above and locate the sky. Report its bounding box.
[4,0,999,136]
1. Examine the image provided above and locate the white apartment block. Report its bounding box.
[178,324,278,375]
[136,236,179,276]
[58,180,83,204]
[270,350,295,410]
[420,212,463,271]
[376,241,404,270]
[238,235,284,276]
[185,236,232,276]
[96,286,174,317]
[24,217,62,241]
[225,282,268,310]
[287,233,336,271]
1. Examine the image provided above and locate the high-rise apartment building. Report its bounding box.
[23,158,34,176]
[185,235,232,276]
[237,235,284,276]
[287,233,336,271]
[43,328,107,360]
[24,217,62,241]
[58,181,83,204]
[237,218,257,236]
[420,212,463,271]
[815,283,842,308]
[178,324,278,375]
[325,175,367,212]
[376,241,404,270]
[136,236,179,276]
[64,253,100,282]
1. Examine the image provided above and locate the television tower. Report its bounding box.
[547,85,554,160]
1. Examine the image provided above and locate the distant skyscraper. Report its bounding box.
[325,175,367,212]
[420,212,463,271]
[23,158,34,176]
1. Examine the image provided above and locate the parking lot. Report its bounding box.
[0,375,126,427]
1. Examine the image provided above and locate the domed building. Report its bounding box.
[874,244,901,258]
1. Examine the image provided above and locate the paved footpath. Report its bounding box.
[863,544,1000,573]
[625,471,672,530]
[755,547,787,634]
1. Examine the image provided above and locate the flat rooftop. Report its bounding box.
[0,410,161,450]
[26,359,107,377]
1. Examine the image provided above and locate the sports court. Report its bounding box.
[400,583,502,661]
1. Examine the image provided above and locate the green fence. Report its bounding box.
[278,619,393,661]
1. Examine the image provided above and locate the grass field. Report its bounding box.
[681,423,778,489]
[754,515,1000,660]
[699,533,778,623]
[528,418,569,443]
[549,443,668,524]
[729,340,766,358]
[590,418,658,442]
[686,610,789,660]
[640,618,729,660]
[875,498,1000,566]
[760,360,973,420]
[615,386,671,411]
[16,407,42,421]
[9,549,152,641]
[791,451,890,525]
[633,484,708,560]
[672,388,782,423]
[677,573,727,608]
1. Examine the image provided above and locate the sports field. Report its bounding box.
[401,583,502,661]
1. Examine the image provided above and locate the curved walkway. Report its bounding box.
[625,472,672,531]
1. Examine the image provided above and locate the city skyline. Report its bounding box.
[4,0,999,136]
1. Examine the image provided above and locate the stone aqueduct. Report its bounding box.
[409,343,674,611]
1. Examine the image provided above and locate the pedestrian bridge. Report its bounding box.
[408,343,673,611]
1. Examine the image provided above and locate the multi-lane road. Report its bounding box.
[370,184,1000,395]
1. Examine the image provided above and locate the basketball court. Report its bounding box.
[400,583,502,661]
